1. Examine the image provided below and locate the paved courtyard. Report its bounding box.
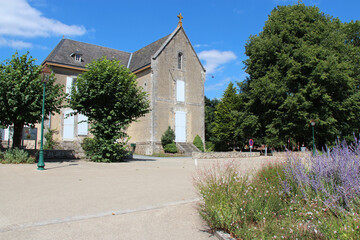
[0,155,275,240]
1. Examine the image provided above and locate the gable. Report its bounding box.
[153,27,205,72]
[42,26,204,73]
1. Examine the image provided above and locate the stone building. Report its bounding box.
[41,18,205,155]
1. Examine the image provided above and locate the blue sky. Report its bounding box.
[1,0,360,99]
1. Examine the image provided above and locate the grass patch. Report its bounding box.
[194,140,360,239]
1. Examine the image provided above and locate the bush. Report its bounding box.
[161,126,175,146]
[163,143,177,153]
[205,141,215,152]
[44,129,57,150]
[193,135,204,152]
[1,148,35,164]
[81,137,129,162]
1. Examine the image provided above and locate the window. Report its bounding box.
[178,52,183,69]
[176,80,185,102]
[74,54,81,62]
[70,51,82,62]
[66,77,76,97]
[77,114,88,135]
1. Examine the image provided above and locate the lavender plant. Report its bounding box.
[284,139,360,212]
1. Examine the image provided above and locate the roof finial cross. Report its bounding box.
[177,13,183,27]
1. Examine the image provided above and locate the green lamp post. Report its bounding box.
[310,119,316,157]
[37,65,51,170]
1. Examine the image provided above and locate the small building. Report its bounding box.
[41,17,205,155]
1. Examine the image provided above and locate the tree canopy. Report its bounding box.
[240,3,360,149]
[207,3,360,151]
[70,57,150,162]
[0,52,64,148]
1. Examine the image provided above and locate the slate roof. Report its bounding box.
[129,34,170,72]
[43,39,131,69]
[43,34,170,72]
[43,26,205,73]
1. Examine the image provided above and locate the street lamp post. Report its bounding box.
[37,65,51,170]
[310,120,316,157]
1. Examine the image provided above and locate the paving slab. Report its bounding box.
[0,155,275,240]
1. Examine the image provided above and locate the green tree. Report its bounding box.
[193,135,204,152]
[243,3,360,149]
[213,82,239,151]
[0,52,64,148]
[161,126,175,147]
[204,96,220,149]
[70,57,150,162]
[161,127,177,153]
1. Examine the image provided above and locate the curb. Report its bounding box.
[215,230,236,240]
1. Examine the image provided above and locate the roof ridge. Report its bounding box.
[63,38,131,55]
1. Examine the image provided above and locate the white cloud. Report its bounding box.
[198,50,237,74]
[194,43,209,48]
[0,37,33,49]
[0,0,86,38]
[205,77,232,91]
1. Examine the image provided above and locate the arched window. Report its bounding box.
[178,52,183,69]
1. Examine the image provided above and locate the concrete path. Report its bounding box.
[0,155,274,240]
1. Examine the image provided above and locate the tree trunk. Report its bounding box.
[12,122,24,148]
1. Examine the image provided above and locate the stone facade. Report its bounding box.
[40,25,205,155]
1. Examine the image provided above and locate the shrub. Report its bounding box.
[163,143,177,153]
[81,137,128,162]
[193,135,204,152]
[44,129,57,150]
[205,141,215,152]
[1,148,35,164]
[161,126,175,146]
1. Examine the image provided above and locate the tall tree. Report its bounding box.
[204,96,220,146]
[0,52,64,148]
[70,57,150,162]
[243,3,360,149]
[213,82,240,150]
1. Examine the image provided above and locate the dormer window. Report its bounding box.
[70,50,82,62]
[178,52,183,69]
[75,54,81,62]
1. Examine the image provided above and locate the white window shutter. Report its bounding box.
[63,110,74,140]
[66,77,73,96]
[78,114,88,135]
[175,111,186,142]
[176,80,185,102]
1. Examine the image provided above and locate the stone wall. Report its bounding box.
[192,151,260,159]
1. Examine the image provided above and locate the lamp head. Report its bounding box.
[41,65,51,83]
[310,119,316,127]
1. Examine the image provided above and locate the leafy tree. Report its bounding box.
[213,82,240,151]
[242,3,360,149]
[0,52,64,148]
[70,57,150,162]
